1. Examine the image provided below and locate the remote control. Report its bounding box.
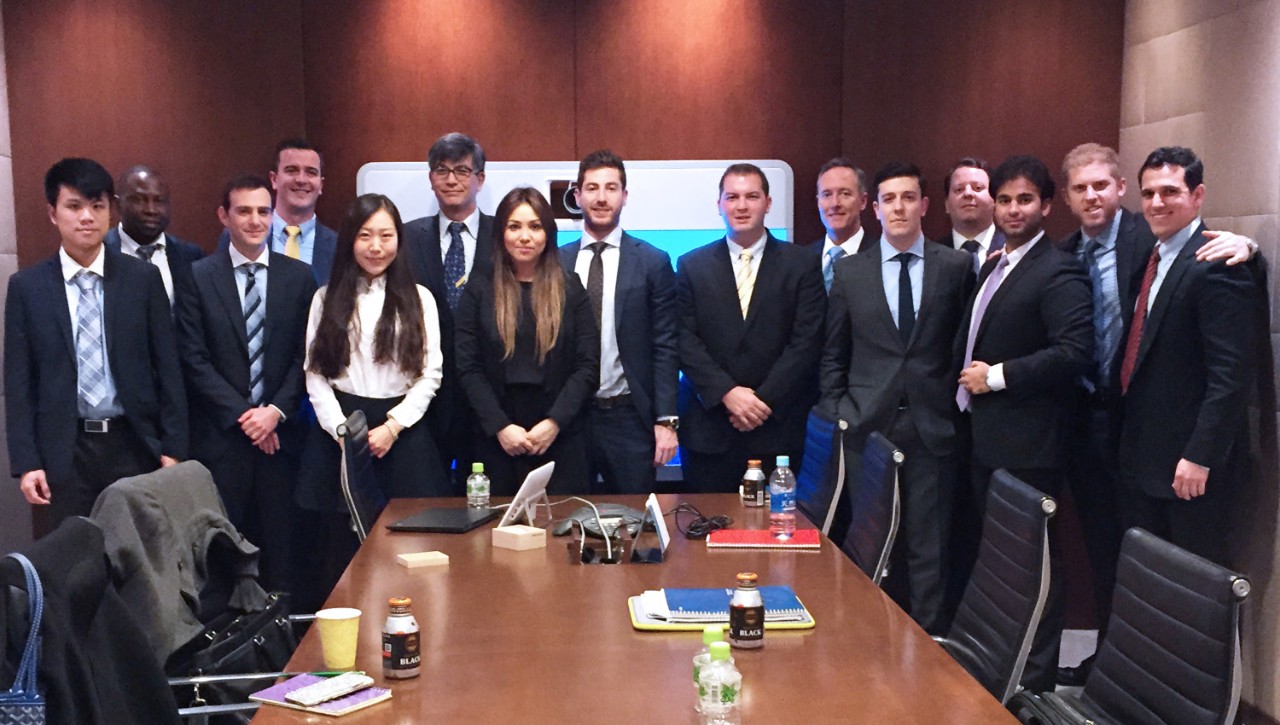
[285,672,375,707]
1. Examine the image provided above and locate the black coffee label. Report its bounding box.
[729,604,764,642]
[382,631,421,669]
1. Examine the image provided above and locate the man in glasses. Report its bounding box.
[405,132,495,492]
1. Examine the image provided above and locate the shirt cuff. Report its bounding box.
[986,363,1007,392]
[268,404,287,422]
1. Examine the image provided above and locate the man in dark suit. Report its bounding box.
[809,158,875,292]
[5,158,187,535]
[1118,146,1257,567]
[103,165,204,307]
[175,174,317,589]
[559,150,679,494]
[955,155,1093,691]
[677,163,826,490]
[936,158,1000,273]
[217,139,336,286]
[1053,142,1260,684]
[405,132,496,491]
[821,162,974,633]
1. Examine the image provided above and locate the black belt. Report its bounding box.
[593,393,632,410]
[79,418,114,434]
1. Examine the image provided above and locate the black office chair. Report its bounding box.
[935,469,1055,704]
[1009,527,1250,725]
[839,432,904,585]
[795,406,848,539]
[337,410,386,543]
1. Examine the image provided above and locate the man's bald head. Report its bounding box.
[117,165,171,243]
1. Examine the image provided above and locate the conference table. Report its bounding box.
[252,494,1015,722]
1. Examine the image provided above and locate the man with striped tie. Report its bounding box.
[175,174,317,589]
[676,163,826,491]
[5,158,188,536]
[811,158,873,290]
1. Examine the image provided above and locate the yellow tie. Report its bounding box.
[284,225,302,260]
[736,251,755,319]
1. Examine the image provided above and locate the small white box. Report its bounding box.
[397,551,450,569]
[492,524,547,551]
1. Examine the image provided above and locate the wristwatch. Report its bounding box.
[657,418,680,432]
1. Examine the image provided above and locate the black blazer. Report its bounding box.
[216,222,337,286]
[454,272,599,436]
[1055,208,1157,391]
[1118,224,1257,498]
[404,213,496,432]
[558,232,679,422]
[5,248,188,481]
[676,235,827,455]
[954,237,1093,470]
[821,241,975,457]
[104,227,205,301]
[175,250,318,461]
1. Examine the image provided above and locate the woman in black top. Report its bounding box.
[455,187,599,495]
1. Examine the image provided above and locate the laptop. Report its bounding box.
[387,506,501,534]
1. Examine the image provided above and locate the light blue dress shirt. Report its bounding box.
[880,235,924,327]
[271,212,317,266]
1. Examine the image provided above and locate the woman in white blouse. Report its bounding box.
[296,193,446,519]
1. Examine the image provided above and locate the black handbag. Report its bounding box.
[0,553,45,725]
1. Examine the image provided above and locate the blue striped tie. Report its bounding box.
[73,271,108,408]
[1083,237,1122,388]
[241,263,265,405]
[824,246,846,292]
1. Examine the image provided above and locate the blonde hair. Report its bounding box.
[1061,143,1121,182]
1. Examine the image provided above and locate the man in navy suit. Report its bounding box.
[405,132,496,491]
[559,150,679,493]
[1118,147,1257,567]
[821,162,974,632]
[218,139,336,286]
[809,158,874,292]
[176,174,317,588]
[5,158,187,535]
[103,165,204,307]
[677,163,826,490]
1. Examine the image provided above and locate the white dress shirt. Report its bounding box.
[118,224,175,304]
[572,226,627,397]
[60,246,122,417]
[305,277,444,439]
[981,230,1045,392]
[438,209,481,279]
[951,223,997,258]
[727,232,768,280]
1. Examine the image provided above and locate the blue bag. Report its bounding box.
[0,553,44,725]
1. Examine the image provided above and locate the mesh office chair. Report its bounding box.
[839,432,904,585]
[935,469,1055,704]
[795,407,848,540]
[1009,527,1250,725]
[337,410,386,542]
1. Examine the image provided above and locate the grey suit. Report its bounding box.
[820,239,974,632]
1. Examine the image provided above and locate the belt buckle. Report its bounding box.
[83,419,110,434]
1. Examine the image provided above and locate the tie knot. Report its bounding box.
[961,239,980,254]
[588,241,608,256]
[448,221,466,236]
[827,246,846,262]
[73,270,100,292]
[285,225,302,239]
[136,243,161,261]
[893,251,913,265]
[241,262,263,277]
[739,251,752,263]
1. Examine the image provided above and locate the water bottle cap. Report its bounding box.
[709,641,731,660]
[702,624,725,645]
[471,462,484,473]
[776,455,789,467]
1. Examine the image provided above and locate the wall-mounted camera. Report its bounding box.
[549,180,583,221]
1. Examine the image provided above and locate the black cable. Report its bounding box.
[664,503,733,539]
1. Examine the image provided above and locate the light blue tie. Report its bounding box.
[241,263,265,405]
[824,246,846,292]
[73,271,108,408]
[1083,237,1122,388]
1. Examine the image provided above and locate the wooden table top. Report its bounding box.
[252,495,1014,723]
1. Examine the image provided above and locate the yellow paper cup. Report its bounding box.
[314,607,361,670]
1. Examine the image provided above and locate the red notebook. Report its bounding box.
[706,528,821,549]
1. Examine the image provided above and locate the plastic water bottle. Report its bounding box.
[466,462,490,508]
[769,455,796,539]
[697,641,742,724]
[693,624,727,709]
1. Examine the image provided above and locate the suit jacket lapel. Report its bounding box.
[212,252,249,354]
[853,247,901,347]
[1134,226,1202,374]
[976,238,1045,344]
[46,257,76,360]
[101,249,124,367]
[613,234,639,330]
[743,236,782,328]
[910,243,943,349]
